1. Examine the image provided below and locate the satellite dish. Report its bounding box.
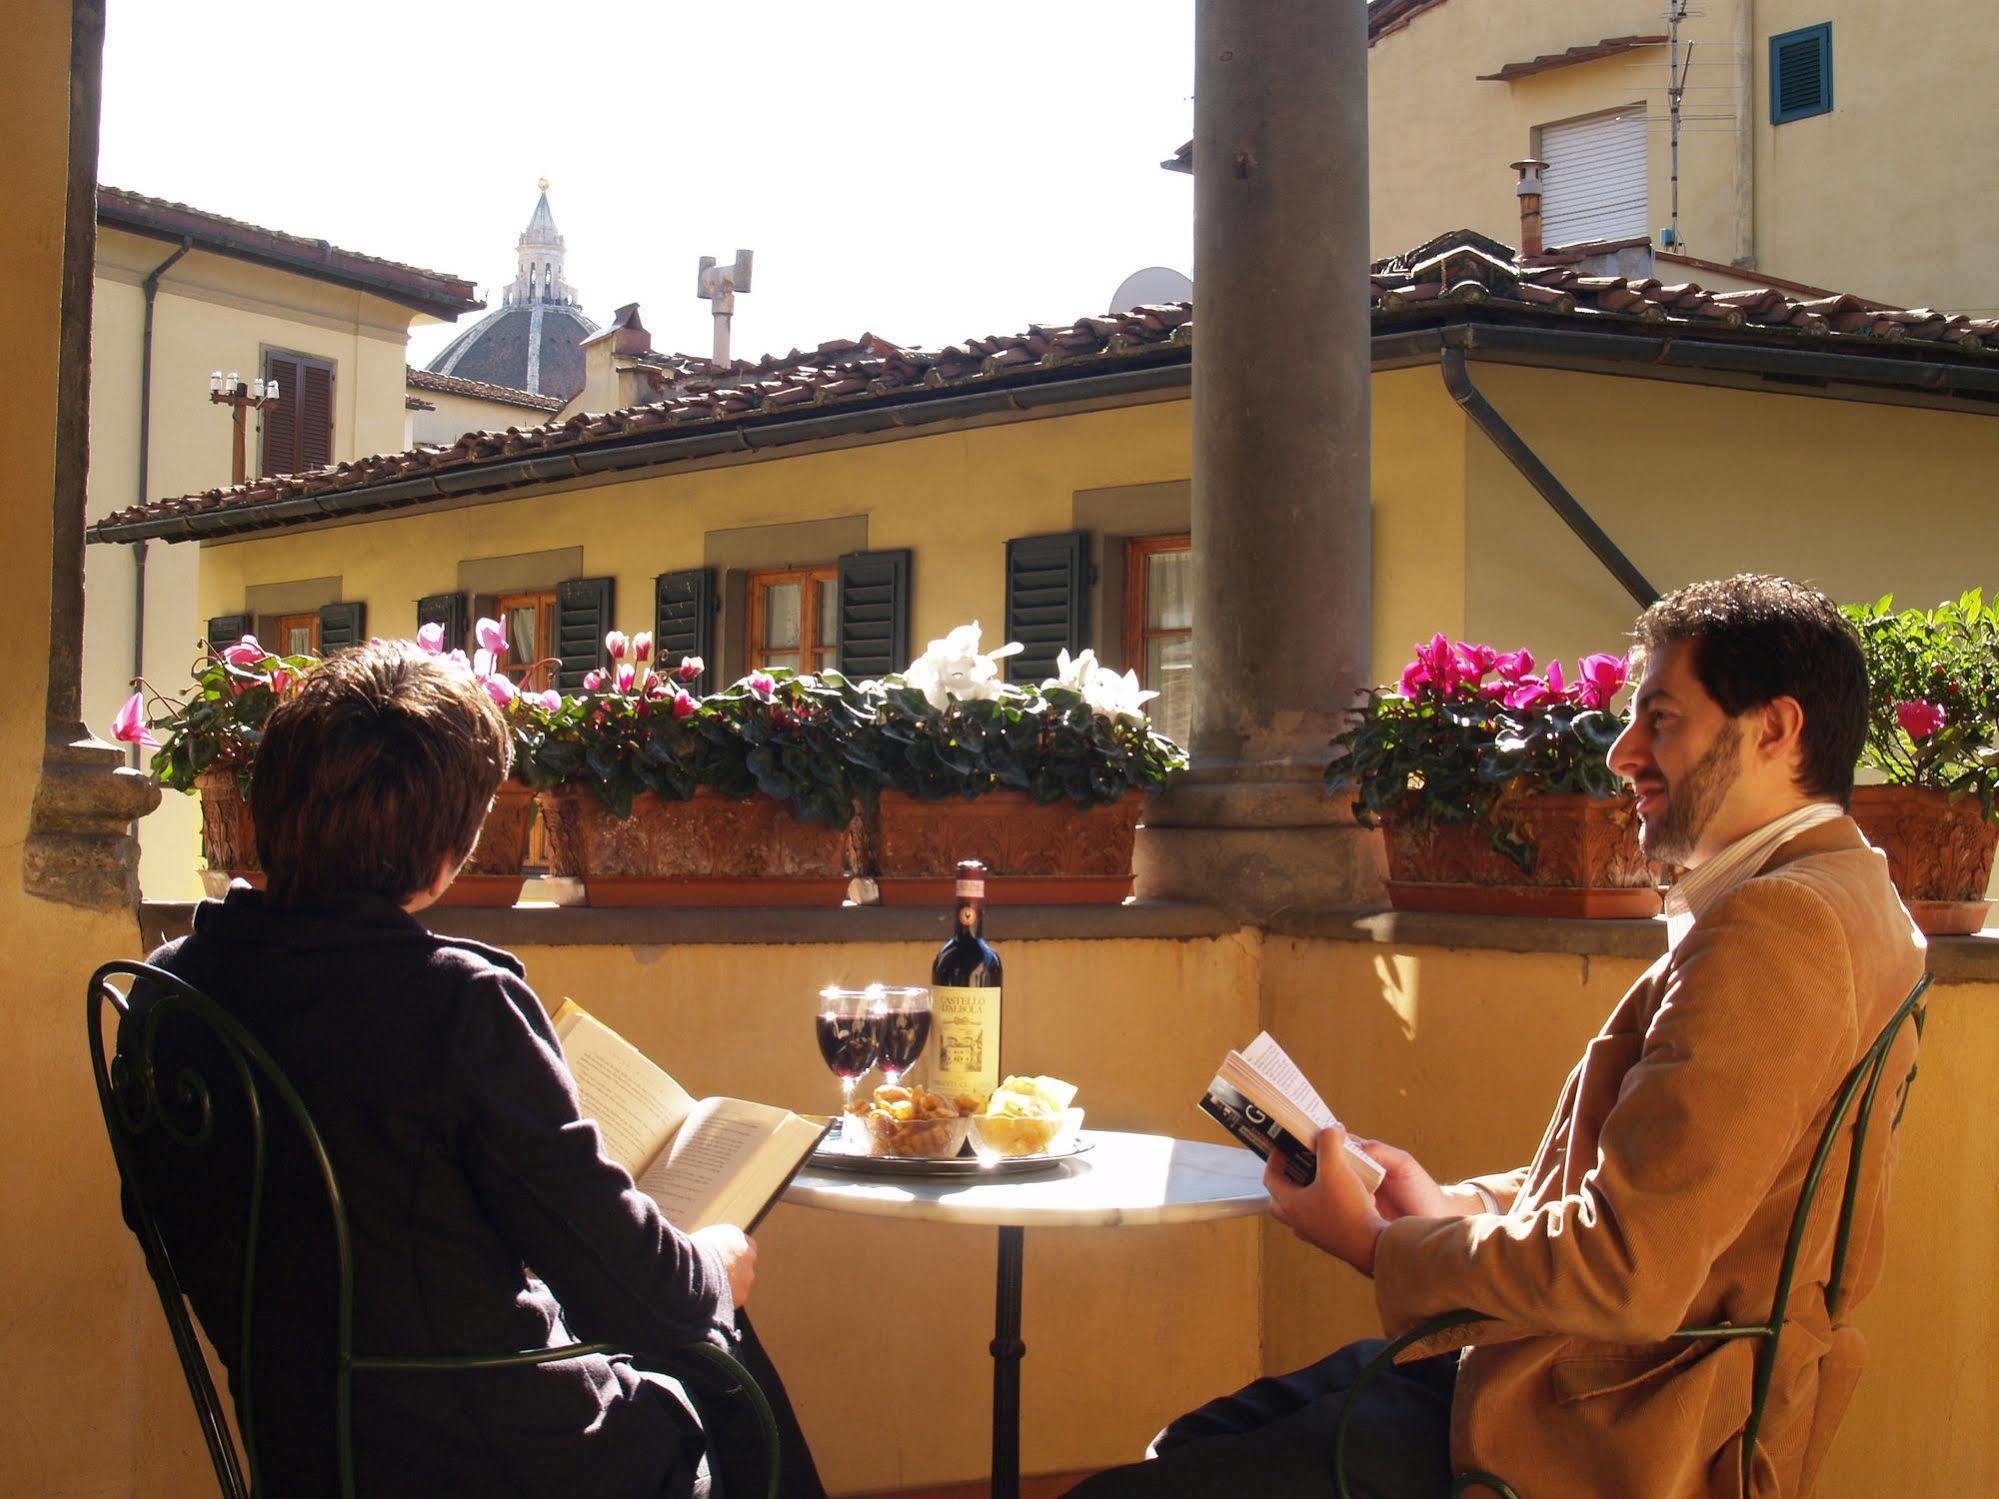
[1111,266,1193,311]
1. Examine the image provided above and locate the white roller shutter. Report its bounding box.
[1539,109,1649,248]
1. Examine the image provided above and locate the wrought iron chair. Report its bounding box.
[89,959,781,1499]
[1333,971,1932,1499]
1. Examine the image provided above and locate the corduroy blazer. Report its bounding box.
[1373,817,1926,1498]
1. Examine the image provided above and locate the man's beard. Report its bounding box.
[1642,717,1743,867]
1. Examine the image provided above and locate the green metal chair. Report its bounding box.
[89,959,782,1499]
[1334,971,1932,1499]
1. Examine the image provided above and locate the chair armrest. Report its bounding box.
[1332,1311,1497,1499]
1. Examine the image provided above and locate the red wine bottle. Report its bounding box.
[930,860,1003,1106]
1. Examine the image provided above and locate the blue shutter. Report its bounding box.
[1770,24,1832,124]
[1004,532,1090,684]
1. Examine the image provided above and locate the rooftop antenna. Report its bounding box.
[697,250,754,365]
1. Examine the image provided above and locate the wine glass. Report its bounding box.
[869,985,933,1091]
[815,986,881,1146]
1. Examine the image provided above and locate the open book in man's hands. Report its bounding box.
[1199,1032,1388,1193]
[553,1000,832,1234]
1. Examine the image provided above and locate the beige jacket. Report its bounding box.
[1374,818,1927,1498]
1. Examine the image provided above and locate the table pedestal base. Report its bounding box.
[991,1225,1025,1499]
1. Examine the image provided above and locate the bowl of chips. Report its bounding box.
[855,1083,977,1158]
[970,1075,1080,1160]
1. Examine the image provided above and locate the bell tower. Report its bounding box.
[505,178,579,307]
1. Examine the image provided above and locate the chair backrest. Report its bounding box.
[89,959,365,1499]
[1672,969,1932,1490]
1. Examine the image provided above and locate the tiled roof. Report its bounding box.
[405,366,566,412]
[1477,34,1668,83]
[91,231,1999,543]
[97,187,480,318]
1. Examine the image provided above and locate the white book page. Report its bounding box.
[553,1001,696,1178]
[1240,1032,1338,1130]
[636,1096,791,1232]
[1227,1032,1386,1193]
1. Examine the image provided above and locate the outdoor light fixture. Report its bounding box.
[208,370,223,393]
[266,378,279,401]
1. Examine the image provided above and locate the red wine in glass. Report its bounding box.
[816,1012,882,1079]
[869,985,933,1089]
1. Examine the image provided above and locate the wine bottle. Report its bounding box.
[930,859,1003,1107]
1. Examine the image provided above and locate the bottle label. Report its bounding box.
[955,878,984,899]
[929,984,1001,1106]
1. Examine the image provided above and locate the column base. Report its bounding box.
[1134,822,1386,921]
[24,735,162,912]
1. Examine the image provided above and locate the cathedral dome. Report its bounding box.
[424,182,599,402]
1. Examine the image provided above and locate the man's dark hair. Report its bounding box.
[1632,573,1868,805]
[252,641,511,907]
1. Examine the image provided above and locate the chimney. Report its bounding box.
[1510,158,1548,258]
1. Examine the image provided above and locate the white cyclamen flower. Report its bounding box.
[1040,647,1100,693]
[903,622,1022,710]
[1082,663,1159,724]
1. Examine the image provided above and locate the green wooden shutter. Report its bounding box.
[836,549,910,680]
[1004,532,1090,684]
[555,576,615,690]
[654,568,715,691]
[1770,24,1832,124]
[416,592,468,652]
[316,601,366,653]
[205,612,253,652]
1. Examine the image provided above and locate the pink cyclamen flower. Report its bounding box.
[748,672,776,700]
[222,636,265,669]
[671,689,697,721]
[582,667,608,692]
[473,648,497,677]
[1545,658,1568,701]
[416,621,445,654]
[475,617,507,656]
[482,674,518,707]
[1896,699,1948,740]
[1576,653,1627,710]
[1413,633,1461,694]
[1398,659,1431,698]
[605,631,630,662]
[444,649,472,674]
[1493,649,1535,684]
[110,691,160,750]
[675,656,704,684]
[1504,660,1566,711]
[270,667,294,694]
[534,690,561,712]
[632,632,654,664]
[615,664,636,692]
[1455,642,1498,680]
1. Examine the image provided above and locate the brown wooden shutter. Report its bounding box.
[259,354,300,477]
[299,358,334,470]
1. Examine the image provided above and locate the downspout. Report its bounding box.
[1440,345,1660,608]
[1733,0,1757,266]
[132,236,194,765]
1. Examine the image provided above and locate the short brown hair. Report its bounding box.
[251,641,512,907]
[1632,574,1868,805]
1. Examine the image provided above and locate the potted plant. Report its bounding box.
[1324,635,1659,918]
[112,625,543,907]
[517,634,863,907]
[1842,591,1999,935]
[853,625,1187,905]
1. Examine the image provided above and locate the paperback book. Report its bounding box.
[1199,1031,1388,1193]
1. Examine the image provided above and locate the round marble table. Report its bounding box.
[784,1131,1269,1497]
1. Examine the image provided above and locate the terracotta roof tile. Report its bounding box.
[93,231,1999,542]
[404,367,566,411]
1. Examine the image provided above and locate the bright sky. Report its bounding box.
[100,1,1195,368]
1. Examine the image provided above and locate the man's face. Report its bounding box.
[1608,639,1746,868]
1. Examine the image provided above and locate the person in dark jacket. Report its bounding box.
[122,640,826,1499]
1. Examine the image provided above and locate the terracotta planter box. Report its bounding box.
[1380,790,1662,920]
[539,785,850,907]
[1848,785,1998,936]
[196,771,535,908]
[866,789,1143,906]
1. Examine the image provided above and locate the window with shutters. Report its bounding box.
[1123,534,1193,747]
[747,566,838,673]
[1770,23,1832,124]
[274,612,320,658]
[1535,108,1649,248]
[495,589,560,691]
[259,349,335,479]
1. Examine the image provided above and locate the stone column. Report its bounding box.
[1136,0,1385,919]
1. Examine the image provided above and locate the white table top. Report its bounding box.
[783,1130,1271,1229]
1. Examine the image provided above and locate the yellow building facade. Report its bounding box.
[1366,0,1999,312]
[83,199,477,898]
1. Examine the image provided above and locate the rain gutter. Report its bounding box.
[130,236,193,761]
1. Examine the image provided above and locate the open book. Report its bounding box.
[1199,1031,1388,1193]
[553,1000,832,1234]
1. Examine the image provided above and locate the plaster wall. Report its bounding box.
[84,229,429,900]
[409,386,553,447]
[0,9,208,1496]
[1261,936,1999,1497]
[1368,0,1999,311]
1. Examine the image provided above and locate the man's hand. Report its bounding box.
[1264,1125,1390,1276]
[1354,1138,1456,1221]
[692,1224,757,1308]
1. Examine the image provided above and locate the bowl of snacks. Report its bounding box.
[970,1075,1081,1161]
[857,1083,977,1158]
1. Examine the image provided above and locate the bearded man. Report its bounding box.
[1071,574,1926,1499]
